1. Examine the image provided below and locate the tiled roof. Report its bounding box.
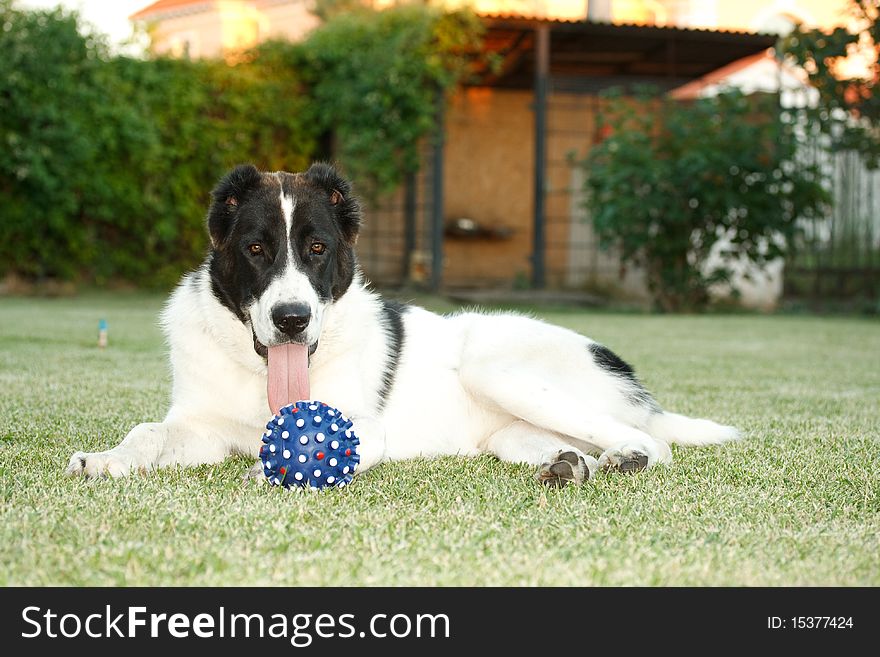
[130,0,211,21]
[480,12,775,37]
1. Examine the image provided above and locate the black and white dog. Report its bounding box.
[66,163,738,486]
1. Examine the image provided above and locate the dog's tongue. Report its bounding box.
[267,343,310,414]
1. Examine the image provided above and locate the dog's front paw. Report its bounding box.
[65,450,139,479]
[242,459,268,485]
[536,450,597,488]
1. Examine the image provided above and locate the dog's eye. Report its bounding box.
[310,242,326,256]
[248,244,263,256]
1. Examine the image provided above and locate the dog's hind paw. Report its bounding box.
[536,450,597,488]
[598,447,650,473]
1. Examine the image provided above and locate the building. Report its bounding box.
[130,1,868,307]
[131,1,858,58]
[130,0,319,58]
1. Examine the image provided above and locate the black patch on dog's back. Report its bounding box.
[588,342,659,410]
[377,300,407,410]
[589,343,637,380]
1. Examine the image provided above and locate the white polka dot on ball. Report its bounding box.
[283,450,291,459]
[298,455,307,463]
[342,466,349,474]
[330,423,338,432]
[273,477,280,485]
[299,435,308,444]
[269,445,275,453]
[309,404,317,410]
[313,469,322,477]
[328,410,335,416]
[329,458,338,467]
[345,430,352,438]
[281,431,289,439]
[296,419,305,428]
[294,472,303,481]
[316,433,325,442]
[314,415,322,423]
[327,476,335,484]
[277,418,284,425]
[330,440,339,449]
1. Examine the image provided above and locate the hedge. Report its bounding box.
[0,2,479,286]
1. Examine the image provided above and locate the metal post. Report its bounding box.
[430,89,445,293]
[666,34,677,82]
[403,170,417,284]
[532,24,550,289]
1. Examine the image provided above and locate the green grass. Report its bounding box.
[1,292,878,586]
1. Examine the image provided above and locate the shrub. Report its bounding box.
[0,2,110,280]
[780,0,879,167]
[0,2,315,286]
[294,5,483,196]
[0,2,481,285]
[580,88,830,311]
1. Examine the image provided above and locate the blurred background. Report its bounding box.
[1,0,878,312]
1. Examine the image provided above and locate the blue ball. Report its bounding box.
[260,401,361,490]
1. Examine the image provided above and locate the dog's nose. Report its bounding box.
[272,302,311,338]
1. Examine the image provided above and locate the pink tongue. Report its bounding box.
[267,343,310,414]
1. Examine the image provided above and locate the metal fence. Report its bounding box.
[785,130,880,301]
[542,92,648,298]
[541,89,880,303]
[356,141,437,289]
[354,90,880,303]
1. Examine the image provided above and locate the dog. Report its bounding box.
[66,163,739,487]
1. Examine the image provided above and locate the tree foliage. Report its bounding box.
[294,5,483,196]
[0,2,315,285]
[780,0,880,166]
[0,2,110,281]
[82,54,314,284]
[1,2,479,285]
[580,89,830,312]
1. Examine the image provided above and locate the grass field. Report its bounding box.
[1,292,878,586]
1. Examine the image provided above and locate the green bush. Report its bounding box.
[0,2,315,286]
[0,2,481,286]
[85,55,315,285]
[0,3,109,281]
[580,89,830,311]
[295,5,483,196]
[780,0,879,167]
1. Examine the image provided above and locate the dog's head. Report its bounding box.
[206,163,361,357]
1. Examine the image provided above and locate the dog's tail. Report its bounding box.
[646,411,740,446]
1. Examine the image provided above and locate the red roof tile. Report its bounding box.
[130,0,210,21]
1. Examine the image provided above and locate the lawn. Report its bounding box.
[0,292,878,586]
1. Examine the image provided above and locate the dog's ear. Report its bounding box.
[303,162,361,244]
[207,164,262,249]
